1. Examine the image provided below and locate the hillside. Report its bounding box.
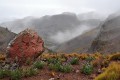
[89,14,120,53]
[0,26,16,53]
[56,27,100,53]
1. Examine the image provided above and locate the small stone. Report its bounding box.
[97,69,102,74]
[43,59,47,62]
[3,64,10,69]
[58,73,62,77]
[5,59,11,64]
[10,63,19,70]
[49,78,55,80]
[1,62,6,67]
[76,70,80,73]
[89,74,96,79]
[51,71,55,77]
[0,65,2,69]
[57,77,60,79]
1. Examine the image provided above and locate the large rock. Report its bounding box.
[7,29,44,63]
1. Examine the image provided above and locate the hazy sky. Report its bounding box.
[0,0,120,23]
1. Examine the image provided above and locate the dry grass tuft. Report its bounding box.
[95,62,120,80]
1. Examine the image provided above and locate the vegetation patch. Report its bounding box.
[10,69,23,80]
[81,63,93,75]
[70,57,79,65]
[49,62,72,73]
[0,53,119,80]
[0,69,10,79]
[33,61,45,69]
[23,67,38,77]
[95,62,120,80]
[109,53,120,61]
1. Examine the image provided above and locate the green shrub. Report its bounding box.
[81,63,93,75]
[23,68,38,77]
[60,64,72,73]
[70,57,79,65]
[0,69,10,79]
[10,69,23,80]
[47,58,60,64]
[86,56,95,62]
[49,62,72,73]
[49,62,62,71]
[33,61,45,69]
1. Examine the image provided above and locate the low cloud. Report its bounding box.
[0,0,120,23]
[50,25,90,43]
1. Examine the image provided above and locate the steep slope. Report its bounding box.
[89,14,120,53]
[0,26,16,53]
[56,27,100,53]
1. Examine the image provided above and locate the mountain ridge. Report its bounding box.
[1,12,102,50]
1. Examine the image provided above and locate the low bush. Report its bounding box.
[79,54,88,60]
[91,57,103,67]
[109,53,120,61]
[47,58,60,64]
[33,61,45,69]
[10,69,23,80]
[60,64,72,73]
[49,62,72,73]
[70,57,79,65]
[81,63,93,75]
[49,62,62,71]
[23,67,38,77]
[91,60,99,67]
[0,69,10,79]
[86,56,95,62]
[101,59,110,67]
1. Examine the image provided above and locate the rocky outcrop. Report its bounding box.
[7,29,44,63]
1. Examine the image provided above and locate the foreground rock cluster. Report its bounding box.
[7,29,44,63]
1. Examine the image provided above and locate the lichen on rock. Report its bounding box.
[7,28,44,64]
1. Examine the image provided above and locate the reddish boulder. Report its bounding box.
[7,29,44,63]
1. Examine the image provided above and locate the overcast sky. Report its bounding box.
[0,0,120,23]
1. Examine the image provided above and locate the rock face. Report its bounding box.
[7,29,44,63]
[89,14,120,53]
[0,26,16,53]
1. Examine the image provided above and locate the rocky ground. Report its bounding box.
[0,53,120,80]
